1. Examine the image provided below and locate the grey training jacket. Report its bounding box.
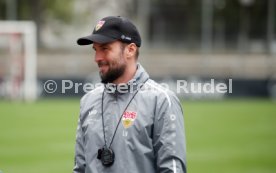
[73,64,187,173]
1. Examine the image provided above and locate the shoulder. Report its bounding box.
[80,84,104,109]
[143,79,180,108]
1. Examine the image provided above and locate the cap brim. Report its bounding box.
[77,34,117,45]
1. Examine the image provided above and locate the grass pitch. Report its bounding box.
[0,99,275,173]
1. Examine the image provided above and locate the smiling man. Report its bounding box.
[74,16,187,173]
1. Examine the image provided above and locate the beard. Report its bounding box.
[99,59,126,84]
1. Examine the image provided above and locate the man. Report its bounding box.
[74,16,186,173]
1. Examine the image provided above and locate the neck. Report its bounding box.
[113,63,137,84]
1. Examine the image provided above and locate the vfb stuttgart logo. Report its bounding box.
[95,20,105,31]
[122,111,137,128]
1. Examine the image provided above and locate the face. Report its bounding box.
[93,41,127,84]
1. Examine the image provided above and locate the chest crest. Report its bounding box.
[122,111,137,128]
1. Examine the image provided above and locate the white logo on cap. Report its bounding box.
[121,35,132,41]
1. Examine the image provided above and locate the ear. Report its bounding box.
[125,43,137,59]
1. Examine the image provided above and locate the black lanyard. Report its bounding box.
[97,78,148,166]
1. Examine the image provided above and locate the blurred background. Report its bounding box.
[0,0,276,173]
[0,0,276,99]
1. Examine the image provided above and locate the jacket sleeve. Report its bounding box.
[153,92,187,173]
[73,106,86,173]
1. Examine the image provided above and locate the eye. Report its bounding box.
[102,47,108,50]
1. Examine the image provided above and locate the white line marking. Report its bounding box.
[173,159,176,173]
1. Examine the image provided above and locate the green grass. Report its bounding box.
[0,99,79,173]
[184,99,276,173]
[0,99,275,173]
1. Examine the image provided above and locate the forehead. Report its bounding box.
[93,41,122,49]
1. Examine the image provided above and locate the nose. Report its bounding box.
[94,51,104,63]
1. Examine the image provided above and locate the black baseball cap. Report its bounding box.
[77,16,141,47]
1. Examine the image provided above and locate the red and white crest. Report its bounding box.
[122,111,137,128]
[95,20,105,31]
